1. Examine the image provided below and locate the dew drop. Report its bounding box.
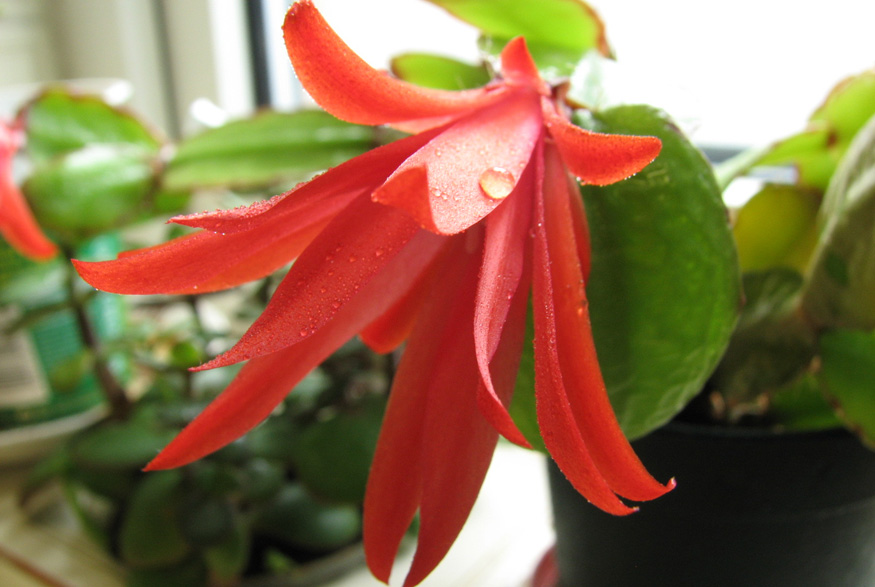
[374,248,384,257]
[479,167,515,200]
[299,328,310,337]
[348,255,357,263]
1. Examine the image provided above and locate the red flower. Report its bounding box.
[75,1,673,584]
[0,119,57,260]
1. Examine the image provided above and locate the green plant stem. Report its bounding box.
[63,247,131,420]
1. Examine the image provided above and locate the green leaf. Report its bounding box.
[24,145,156,241]
[164,110,375,191]
[758,70,875,191]
[391,53,490,90]
[579,105,741,439]
[290,394,385,504]
[253,483,361,553]
[119,470,190,568]
[733,183,820,273]
[509,306,545,451]
[770,373,841,431]
[177,492,235,547]
[202,518,250,583]
[23,89,161,161]
[127,558,207,587]
[709,270,817,412]
[819,328,875,446]
[802,112,875,330]
[69,419,176,470]
[426,0,610,77]
[19,447,72,508]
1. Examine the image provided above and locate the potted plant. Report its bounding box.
[9,1,875,586]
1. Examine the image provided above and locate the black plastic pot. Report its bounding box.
[548,422,875,587]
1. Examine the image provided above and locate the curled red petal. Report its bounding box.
[542,144,673,501]
[373,89,542,235]
[473,177,533,448]
[543,102,661,185]
[147,227,445,471]
[531,143,635,516]
[283,0,502,128]
[199,197,427,369]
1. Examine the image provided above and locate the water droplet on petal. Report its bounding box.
[479,167,515,200]
[374,248,384,257]
[348,255,357,263]
[299,328,310,337]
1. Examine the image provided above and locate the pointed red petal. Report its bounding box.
[499,37,549,95]
[199,197,427,369]
[147,228,445,471]
[283,0,501,128]
[542,144,673,501]
[530,142,635,515]
[73,201,342,295]
[363,236,466,583]
[373,90,542,235]
[169,193,289,232]
[473,181,533,448]
[543,102,661,185]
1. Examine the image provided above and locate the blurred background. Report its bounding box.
[4,0,873,146]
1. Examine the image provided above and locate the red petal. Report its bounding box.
[473,179,533,448]
[531,145,635,515]
[359,248,445,353]
[73,201,343,295]
[146,227,445,470]
[499,37,549,95]
[542,143,673,501]
[373,90,542,235]
[543,102,661,185]
[405,249,499,587]
[199,196,427,369]
[567,172,592,280]
[365,233,499,586]
[283,0,502,128]
[0,176,56,261]
[363,236,467,582]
